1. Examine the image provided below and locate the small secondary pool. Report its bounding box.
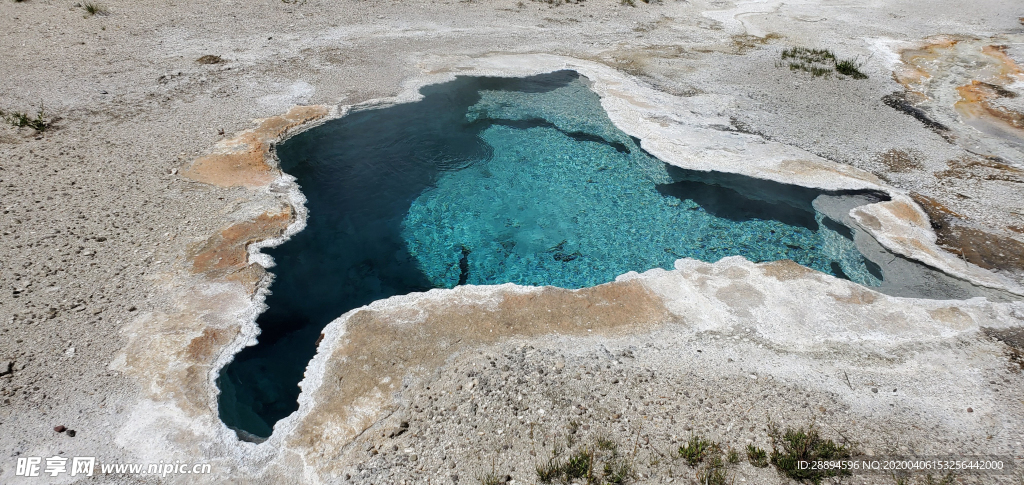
[217,71,886,439]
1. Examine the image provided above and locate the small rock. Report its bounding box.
[195,55,224,65]
[871,388,878,393]
[410,454,418,461]
[967,407,974,413]
[66,430,76,437]
[554,360,565,371]
[0,361,11,376]
[54,425,66,433]
[387,427,407,438]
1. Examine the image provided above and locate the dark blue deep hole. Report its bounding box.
[217,71,886,439]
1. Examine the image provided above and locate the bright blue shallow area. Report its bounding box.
[217,71,883,439]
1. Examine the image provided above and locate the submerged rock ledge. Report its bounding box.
[112,55,1024,483]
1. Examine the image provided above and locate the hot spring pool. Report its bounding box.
[217,71,889,439]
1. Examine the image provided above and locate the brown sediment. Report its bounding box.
[954,81,1024,136]
[286,280,673,454]
[934,226,1024,272]
[874,148,924,174]
[183,105,329,188]
[933,156,1024,184]
[892,37,1024,146]
[188,208,293,279]
[882,199,931,229]
[911,191,1024,273]
[980,45,1024,77]
[592,33,781,76]
[927,307,973,329]
[982,327,1024,372]
[909,192,963,230]
[185,326,238,362]
[117,283,247,417]
[891,36,963,90]
[895,235,941,259]
[828,285,880,305]
[949,44,1024,139]
[857,212,882,231]
[730,32,783,54]
[777,158,884,185]
[759,259,818,281]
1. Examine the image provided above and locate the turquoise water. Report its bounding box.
[402,75,881,289]
[217,71,884,439]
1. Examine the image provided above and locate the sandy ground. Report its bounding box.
[1,0,1023,483]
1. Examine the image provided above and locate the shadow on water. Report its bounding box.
[655,180,819,230]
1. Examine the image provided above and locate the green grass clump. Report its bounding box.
[478,472,505,485]
[746,444,769,468]
[769,424,853,484]
[536,457,562,483]
[1,106,51,132]
[536,430,634,485]
[602,459,631,484]
[536,448,594,483]
[564,448,593,480]
[778,46,868,79]
[782,47,835,64]
[678,434,719,467]
[787,61,833,77]
[83,2,107,15]
[726,447,740,464]
[695,455,729,485]
[835,58,868,79]
[595,435,617,452]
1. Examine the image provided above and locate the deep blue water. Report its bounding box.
[217,71,884,438]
